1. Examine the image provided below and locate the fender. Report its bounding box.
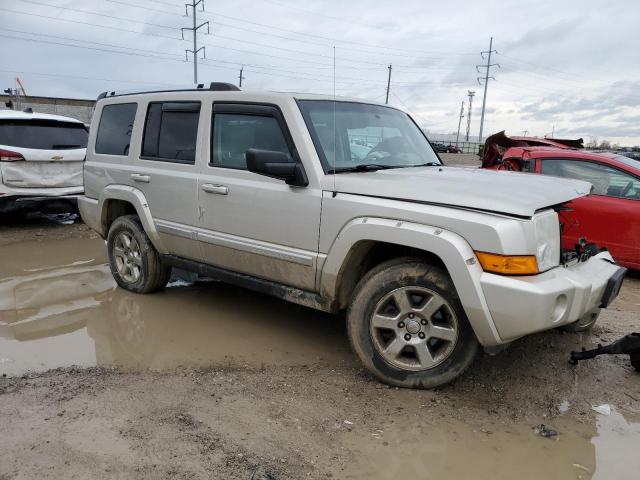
[98,185,168,254]
[320,217,502,346]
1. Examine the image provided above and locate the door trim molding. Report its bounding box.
[154,219,315,267]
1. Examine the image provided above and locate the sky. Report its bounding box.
[1,0,639,145]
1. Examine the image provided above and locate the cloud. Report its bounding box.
[1,0,639,144]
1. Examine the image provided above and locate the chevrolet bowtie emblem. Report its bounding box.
[51,155,64,160]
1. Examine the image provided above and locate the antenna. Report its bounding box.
[332,45,337,194]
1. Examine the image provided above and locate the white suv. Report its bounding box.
[0,109,87,214]
[78,83,625,388]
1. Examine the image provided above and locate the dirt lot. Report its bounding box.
[1,215,639,480]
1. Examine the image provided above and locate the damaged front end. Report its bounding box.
[481,131,584,170]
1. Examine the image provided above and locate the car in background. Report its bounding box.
[0,110,88,214]
[431,142,461,153]
[482,132,640,270]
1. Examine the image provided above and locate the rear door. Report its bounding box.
[0,118,87,188]
[128,100,203,261]
[538,157,640,266]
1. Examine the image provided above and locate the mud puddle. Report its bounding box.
[342,408,640,480]
[0,237,351,376]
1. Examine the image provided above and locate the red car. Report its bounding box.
[482,132,640,270]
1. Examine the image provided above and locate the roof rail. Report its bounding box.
[96,82,240,101]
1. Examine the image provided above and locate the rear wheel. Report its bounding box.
[107,215,171,293]
[347,258,479,389]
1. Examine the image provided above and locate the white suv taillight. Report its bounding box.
[0,148,25,162]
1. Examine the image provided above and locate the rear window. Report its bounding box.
[142,102,200,164]
[95,103,137,156]
[0,119,88,150]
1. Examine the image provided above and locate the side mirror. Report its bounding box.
[246,149,308,187]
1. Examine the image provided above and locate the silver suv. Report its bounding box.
[79,83,625,388]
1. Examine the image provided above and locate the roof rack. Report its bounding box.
[97,82,240,100]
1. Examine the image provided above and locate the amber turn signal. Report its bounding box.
[475,252,539,275]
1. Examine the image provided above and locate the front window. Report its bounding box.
[298,100,440,172]
[541,158,640,200]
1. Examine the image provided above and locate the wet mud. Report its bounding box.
[1,228,639,479]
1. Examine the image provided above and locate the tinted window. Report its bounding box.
[211,114,292,169]
[541,159,640,200]
[0,119,88,150]
[142,102,200,163]
[95,103,137,156]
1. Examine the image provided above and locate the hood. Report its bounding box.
[325,166,592,218]
[482,131,583,168]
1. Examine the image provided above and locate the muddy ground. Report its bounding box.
[1,212,639,480]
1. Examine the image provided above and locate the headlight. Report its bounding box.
[533,210,560,272]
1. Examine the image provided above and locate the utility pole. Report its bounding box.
[455,100,465,147]
[465,90,475,141]
[238,65,245,88]
[476,36,499,143]
[182,0,210,84]
[385,64,392,104]
[522,130,529,137]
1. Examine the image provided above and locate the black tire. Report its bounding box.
[107,215,171,294]
[347,257,479,389]
[560,309,600,333]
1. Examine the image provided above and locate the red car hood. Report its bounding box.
[482,131,584,168]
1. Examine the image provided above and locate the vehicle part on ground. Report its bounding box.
[107,215,171,293]
[570,333,640,372]
[347,258,478,388]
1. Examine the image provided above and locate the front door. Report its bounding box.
[538,157,640,267]
[197,103,321,291]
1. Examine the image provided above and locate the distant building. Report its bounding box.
[0,94,95,124]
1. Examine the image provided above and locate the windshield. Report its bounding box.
[298,100,440,172]
[0,119,88,150]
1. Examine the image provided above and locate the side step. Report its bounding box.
[162,255,333,313]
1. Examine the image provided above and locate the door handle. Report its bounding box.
[202,183,228,195]
[131,173,151,183]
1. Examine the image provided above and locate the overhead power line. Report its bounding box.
[17,0,178,31]
[38,0,477,60]
[0,68,183,87]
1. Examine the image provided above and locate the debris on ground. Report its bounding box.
[534,424,558,438]
[250,466,277,480]
[592,404,612,416]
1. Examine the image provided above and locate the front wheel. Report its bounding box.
[107,215,171,294]
[347,258,479,389]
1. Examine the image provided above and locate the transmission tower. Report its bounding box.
[182,0,210,84]
[476,37,500,142]
[465,91,475,141]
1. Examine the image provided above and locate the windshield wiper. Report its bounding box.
[407,162,441,167]
[327,164,403,174]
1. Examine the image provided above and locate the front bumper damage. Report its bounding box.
[479,251,625,342]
